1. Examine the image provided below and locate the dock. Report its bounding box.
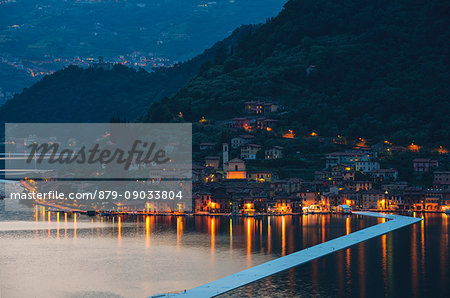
[151,212,422,298]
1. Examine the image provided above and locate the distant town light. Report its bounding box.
[282,129,295,139]
[408,143,421,152]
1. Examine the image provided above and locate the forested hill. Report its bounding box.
[144,0,450,147]
[0,25,257,123]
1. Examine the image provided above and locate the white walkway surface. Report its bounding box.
[151,212,422,298]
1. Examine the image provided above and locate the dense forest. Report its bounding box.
[145,0,450,147]
[1,0,449,148]
[0,25,256,123]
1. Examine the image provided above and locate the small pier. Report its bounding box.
[152,212,422,298]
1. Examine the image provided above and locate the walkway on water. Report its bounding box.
[152,212,422,298]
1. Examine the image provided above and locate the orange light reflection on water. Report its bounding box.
[246,218,252,265]
[177,217,183,248]
[267,217,271,254]
[211,217,216,254]
[118,216,122,245]
[281,216,286,256]
[73,213,77,240]
[229,218,233,251]
[145,216,150,248]
[346,216,351,235]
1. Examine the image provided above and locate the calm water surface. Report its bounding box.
[220,212,450,298]
[0,194,448,297]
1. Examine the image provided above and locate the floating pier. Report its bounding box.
[152,212,422,298]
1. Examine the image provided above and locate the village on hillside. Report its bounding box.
[191,100,450,215]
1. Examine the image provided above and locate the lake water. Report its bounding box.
[0,195,448,297]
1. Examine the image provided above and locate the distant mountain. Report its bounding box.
[4,0,449,148]
[0,0,287,98]
[145,0,450,147]
[0,63,35,104]
[0,25,257,123]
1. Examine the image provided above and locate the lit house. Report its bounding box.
[355,160,380,173]
[296,191,319,207]
[403,188,426,210]
[265,146,283,159]
[256,118,278,130]
[231,134,255,149]
[245,101,278,115]
[204,156,220,170]
[433,171,450,191]
[240,144,262,160]
[338,189,360,208]
[348,146,378,159]
[272,195,301,214]
[193,192,212,213]
[345,180,372,191]
[360,189,386,209]
[271,178,302,194]
[325,152,369,168]
[226,158,246,179]
[413,158,439,172]
[331,164,355,180]
[247,170,272,183]
[232,118,251,129]
[368,168,398,181]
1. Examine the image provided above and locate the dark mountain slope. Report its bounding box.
[145,0,450,147]
[0,25,256,123]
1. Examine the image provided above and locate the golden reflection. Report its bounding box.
[260,220,263,253]
[321,215,325,242]
[346,216,351,235]
[118,216,122,244]
[177,217,183,247]
[34,205,38,222]
[282,216,286,256]
[268,217,272,254]
[56,212,60,239]
[211,217,216,257]
[229,218,233,251]
[381,234,387,291]
[73,213,77,240]
[246,218,252,264]
[47,211,51,237]
[145,216,150,248]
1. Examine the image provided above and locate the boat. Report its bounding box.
[336,204,352,214]
[302,206,309,215]
[445,209,450,215]
[308,204,322,214]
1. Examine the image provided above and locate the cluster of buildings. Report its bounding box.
[192,144,450,214]
[191,101,450,215]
